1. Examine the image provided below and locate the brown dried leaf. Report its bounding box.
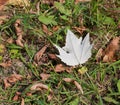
[42,24,52,36]
[55,64,66,72]
[96,37,120,63]
[3,79,11,89]
[30,83,53,101]
[63,78,73,83]
[52,26,59,32]
[0,0,8,10]
[73,26,86,35]
[13,92,21,101]
[47,94,53,101]
[48,53,57,60]
[40,73,50,81]
[103,37,120,62]
[0,61,11,68]
[31,83,52,93]
[74,81,83,94]
[7,74,23,83]
[63,78,83,94]
[3,74,23,89]
[34,45,47,65]
[14,19,24,47]
[6,37,14,44]
[21,98,25,105]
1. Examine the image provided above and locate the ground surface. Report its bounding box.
[0,0,120,105]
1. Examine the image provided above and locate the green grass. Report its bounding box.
[0,0,120,105]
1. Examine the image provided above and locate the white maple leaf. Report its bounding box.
[54,30,93,66]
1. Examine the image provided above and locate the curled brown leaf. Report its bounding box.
[3,74,23,89]
[34,45,48,65]
[55,64,66,72]
[40,73,50,81]
[14,19,24,47]
[0,61,12,68]
[30,83,53,101]
[96,37,120,63]
[63,78,84,94]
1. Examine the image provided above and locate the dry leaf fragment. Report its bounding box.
[63,78,84,94]
[63,78,73,82]
[34,45,48,65]
[48,53,57,60]
[0,61,11,68]
[31,83,52,92]
[103,37,120,62]
[7,74,23,83]
[73,26,86,35]
[0,0,8,10]
[96,37,120,63]
[30,83,53,101]
[55,64,66,72]
[3,79,12,89]
[42,24,52,36]
[3,74,23,89]
[74,81,83,94]
[21,98,25,105]
[13,92,21,101]
[40,73,50,81]
[14,19,24,47]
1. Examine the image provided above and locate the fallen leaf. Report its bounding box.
[31,83,52,92]
[0,0,8,10]
[13,92,21,101]
[3,74,23,89]
[21,98,25,105]
[73,26,86,35]
[103,37,120,62]
[34,45,48,65]
[14,19,24,47]
[55,64,66,72]
[3,79,11,89]
[7,74,23,83]
[63,78,73,82]
[42,24,52,36]
[54,30,93,66]
[74,81,83,94]
[0,61,11,68]
[40,73,50,81]
[30,83,53,101]
[96,37,120,63]
[63,78,84,94]
[52,26,59,32]
[6,37,14,44]
[48,53,57,60]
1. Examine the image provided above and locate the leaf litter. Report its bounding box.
[96,36,120,62]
